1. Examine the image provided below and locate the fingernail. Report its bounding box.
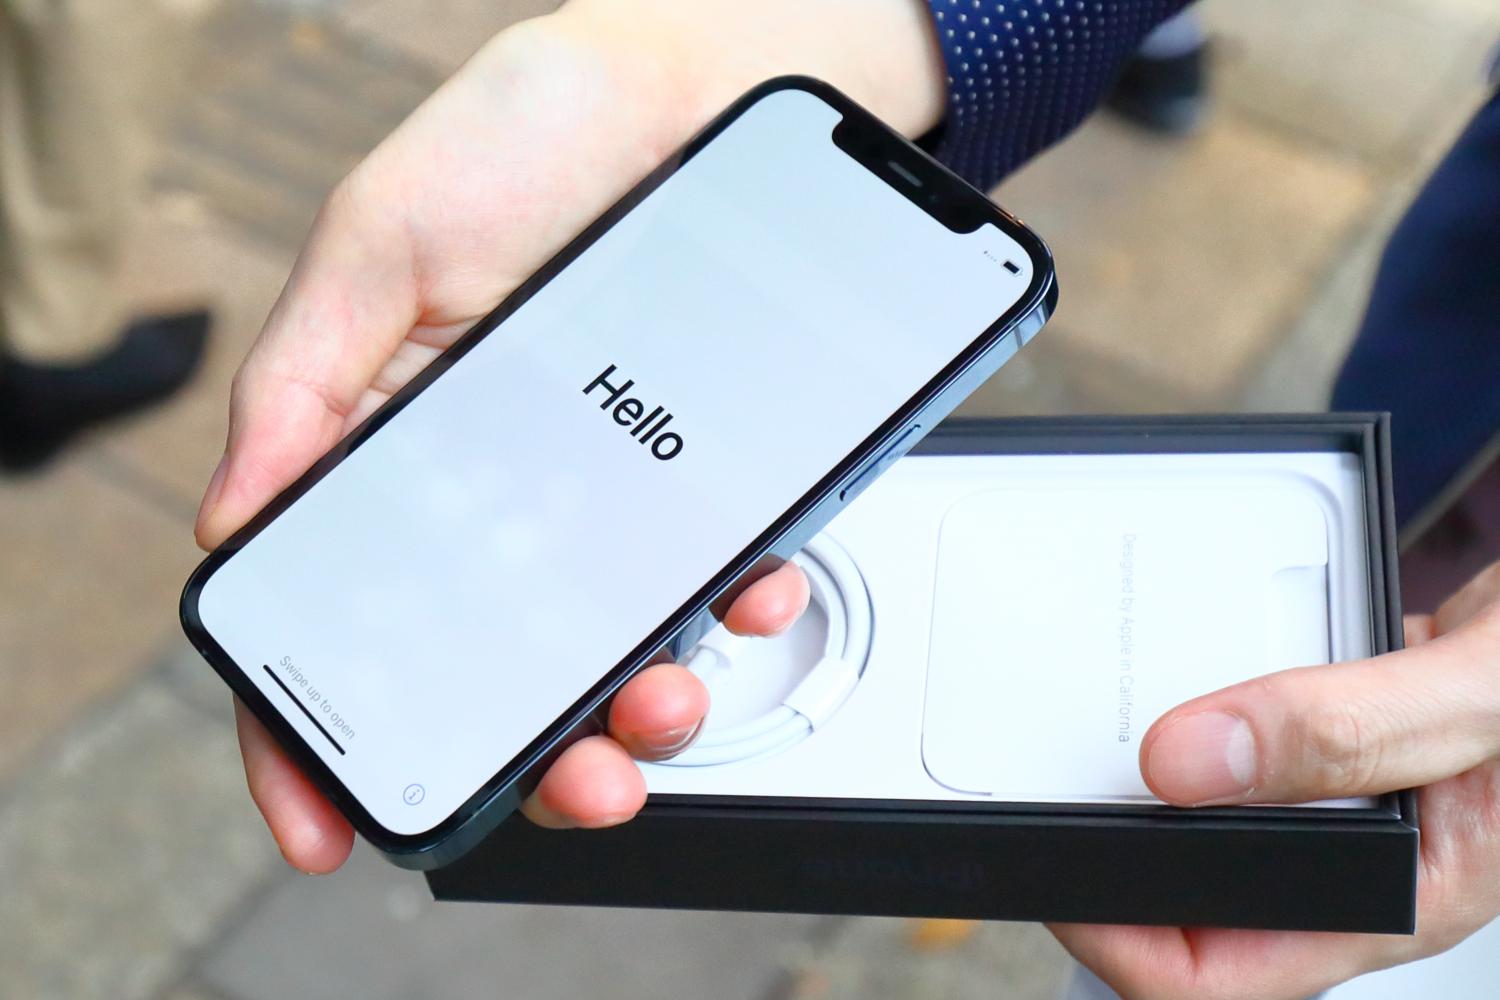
[640,721,702,757]
[1146,711,1257,804]
[197,452,230,525]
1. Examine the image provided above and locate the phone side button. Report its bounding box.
[839,424,922,503]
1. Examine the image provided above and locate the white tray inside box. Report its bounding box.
[642,450,1374,807]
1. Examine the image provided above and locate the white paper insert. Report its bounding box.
[922,483,1330,799]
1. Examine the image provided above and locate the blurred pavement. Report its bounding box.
[2,1,1498,997]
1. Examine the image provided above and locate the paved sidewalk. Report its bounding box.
[2,1,1497,997]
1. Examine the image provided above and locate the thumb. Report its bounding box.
[195,174,420,550]
[1141,600,1500,806]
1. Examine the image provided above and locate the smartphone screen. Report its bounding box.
[186,82,1046,846]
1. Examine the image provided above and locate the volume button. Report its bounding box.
[839,424,922,503]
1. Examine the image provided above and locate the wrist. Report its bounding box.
[547,0,947,139]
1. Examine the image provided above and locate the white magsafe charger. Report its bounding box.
[661,535,873,766]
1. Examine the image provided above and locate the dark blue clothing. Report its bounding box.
[924,0,1190,189]
[922,1,1499,526]
[1332,89,1500,526]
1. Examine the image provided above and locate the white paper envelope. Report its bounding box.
[922,484,1331,800]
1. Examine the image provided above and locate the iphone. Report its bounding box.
[181,78,1056,868]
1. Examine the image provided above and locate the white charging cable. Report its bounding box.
[662,533,872,767]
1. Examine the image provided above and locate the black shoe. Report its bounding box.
[1106,43,1211,136]
[0,309,211,472]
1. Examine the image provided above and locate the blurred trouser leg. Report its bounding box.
[1336,86,1500,611]
[0,0,211,472]
[0,0,194,362]
[1331,86,1500,533]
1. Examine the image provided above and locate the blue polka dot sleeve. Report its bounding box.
[924,0,1192,188]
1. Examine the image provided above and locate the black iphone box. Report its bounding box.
[427,415,1416,934]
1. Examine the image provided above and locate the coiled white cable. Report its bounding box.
[662,533,872,767]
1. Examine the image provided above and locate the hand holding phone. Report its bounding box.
[193,6,959,877]
[190,76,1056,869]
[200,17,850,875]
[188,75,1052,868]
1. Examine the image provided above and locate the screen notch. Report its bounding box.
[831,116,988,234]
